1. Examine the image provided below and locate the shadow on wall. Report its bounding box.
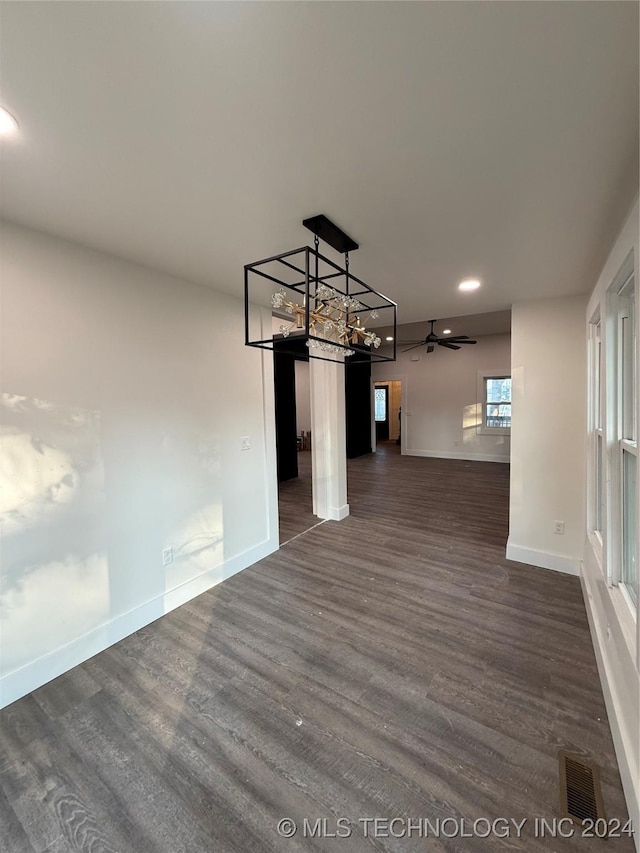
[160,429,224,594]
[0,392,224,681]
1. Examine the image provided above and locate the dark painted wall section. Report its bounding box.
[345,357,372,458]
[274,349,298,482]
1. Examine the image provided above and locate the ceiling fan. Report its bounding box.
[400,320,477,353]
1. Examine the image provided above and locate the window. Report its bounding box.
[617,277,637,605]
[622,449,637,604]
[588,254,638,624]
[596,432,604,534]
[483,376,511,430]
[374,387,387,422]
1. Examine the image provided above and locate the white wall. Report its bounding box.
[374,333,511,463]
[294,360,311,435]
[0,222,279,707]
[508,295,587,576]
[582,197,639,841]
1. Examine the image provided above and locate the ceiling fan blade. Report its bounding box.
[438,341,461,350]
[456,339,477,344]
[402,343,424,353]
[443,335,470,341]
[426,344,435,353]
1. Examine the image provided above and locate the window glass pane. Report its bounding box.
[622,449,638,605]
[595,324,601,430]
[485,378,511,403]
[485,403,511,429]
[622,291,636,441]
[374,388,386,422]
[596,433,603,533]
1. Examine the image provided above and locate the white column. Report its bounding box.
[309,356,349,520]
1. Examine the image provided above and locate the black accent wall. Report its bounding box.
[273,347,298,482]
[345,356,372,458]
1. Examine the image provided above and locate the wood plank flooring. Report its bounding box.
[0,444,633,852]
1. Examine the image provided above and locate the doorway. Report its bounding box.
[374,380,403,447]
[275,345,370,540]
[274,344,317,545]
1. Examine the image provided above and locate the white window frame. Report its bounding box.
[477,371,511,435]
[587,313,605,556]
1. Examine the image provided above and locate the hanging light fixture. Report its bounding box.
[244,215,397,363]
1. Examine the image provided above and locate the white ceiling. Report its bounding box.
[1,2,637,324]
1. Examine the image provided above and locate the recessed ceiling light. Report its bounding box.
[385,336,394,341]
[459,279,481,292]
[442,329,452,335]
[0,106,19,136]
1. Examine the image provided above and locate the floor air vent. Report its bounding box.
[559,750,606,824]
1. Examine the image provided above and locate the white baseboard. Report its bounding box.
[505,541,581,576]
[0,536,278,710]
[580,572,640,851]
[406,449,509,464]
[327,503,350,521]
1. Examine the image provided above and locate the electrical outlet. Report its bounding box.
[162,547,173,566]
[240,436,251,451]
[554,520,565,535]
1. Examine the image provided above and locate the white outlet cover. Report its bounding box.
[162,547,173,566]
[240,436,251,451]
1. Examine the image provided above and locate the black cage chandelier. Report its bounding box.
[244,215,397,363]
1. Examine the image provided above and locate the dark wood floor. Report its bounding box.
[0,444,633,852]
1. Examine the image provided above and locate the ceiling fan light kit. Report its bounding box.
[244,215,397,364]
